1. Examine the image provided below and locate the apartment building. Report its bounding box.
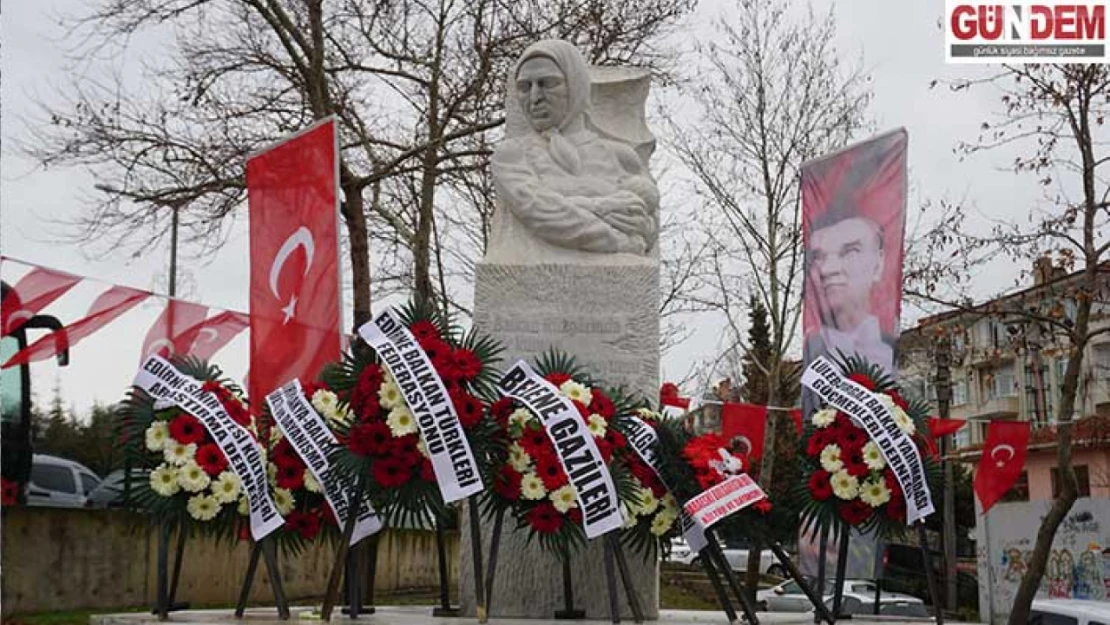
[897,259,1110,501]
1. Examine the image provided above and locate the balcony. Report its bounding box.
[969,395,1021,419]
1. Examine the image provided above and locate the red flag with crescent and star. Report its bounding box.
[138,299,209,365]
[973,420,1030,514]
[180,311,250,361]
[720,402,768,461]
[1,264,82,337]
[247,118,342,409]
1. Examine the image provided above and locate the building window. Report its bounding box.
[952,380,968,406]
[1000,471,1030,503]
[992,364,1018,399]
[1050,465,1091,498]
[954,426,971,450]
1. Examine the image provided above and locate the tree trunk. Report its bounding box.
[341,179,372,329]
[745,361,781,598]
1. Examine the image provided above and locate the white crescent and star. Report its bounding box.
[268,227,315,324]
[197,328,220,344]
[4,309,33,333]
[991,444,1016,467]
[145,338,176,359]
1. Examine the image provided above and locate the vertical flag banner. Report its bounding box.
[247,118,342,407]
[720,402,768,460]
[139,299,209,364]
[1,264,82,336]
[974,420,1031,514]
[801,130,908,425]
[3,285,150,368]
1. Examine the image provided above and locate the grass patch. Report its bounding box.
[659,580,718,611]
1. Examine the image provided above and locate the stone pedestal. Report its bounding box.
[458,260,660,619]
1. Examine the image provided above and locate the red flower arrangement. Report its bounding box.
[1,477,20,507]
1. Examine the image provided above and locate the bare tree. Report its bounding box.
[916,65,1110,625]
[663,0,871,592]
[26,0,695,323]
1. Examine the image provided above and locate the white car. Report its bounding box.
[1030,599,1110,625]
[26,454,101,508]
[757,578,926,616]
[666,537,787,577]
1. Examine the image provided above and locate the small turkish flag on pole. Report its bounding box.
[929,417,967,440]
[248,118,342,408]
[720,402,768,460]
[659,382,690,418]
[973,421,1030,514]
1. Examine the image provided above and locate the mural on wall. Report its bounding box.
[979,499,1109,625]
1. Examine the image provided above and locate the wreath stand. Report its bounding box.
[321,493,365,621]
[812,522,943,625]
[152,523,191,620]
[233,535,291,620]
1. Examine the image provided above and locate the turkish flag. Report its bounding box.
[660,382,691,418]
[929,417,967,440]
[974,421,1030,514]
[138,299,208,364]
[721,402,768,460]
[3,285,149,368]
[247,118,342,408]
[179,311,250,361]
[1,265,82,336]
[789,408,803,437]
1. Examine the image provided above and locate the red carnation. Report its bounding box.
[409,320,441,341]
[196,443,229,476]
[535,453,569,490]
[544,372,572,387]
[418,336,450,363]
[1,478,20,506]
[451,348,483,381]
[491,397,515,424]
[420,459,436,483]
[347,422,392,457]
[372,457,412,488]
[276,462,306,490]
[284,511,321,541]
[808,470,834,500]
[605,428,627,451]
[519,427,553,459]
[838,499,873,526]
[272,439,300,466]
[390,434,422,468]
[753,498,773,515]
[589,390,616,420]
[495,466,523,500]
[594,438,613,463]
[839,425,868,452]
[843,449,870,478]
[526,502,564,534]
[169,414,206,445]
[451,390,485,429]
[806,432,827,457]
[847,373,876,390]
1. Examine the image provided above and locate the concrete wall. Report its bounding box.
[975,497,1110,625]
[1,507,457,617]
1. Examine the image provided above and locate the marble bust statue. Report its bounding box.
[488,39,660,264]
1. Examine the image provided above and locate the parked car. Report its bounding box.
[666,536,788,577]
[26,454,100,508]
[1030,599,1110,625]
[756,577,925,616]
[85,468,148,508]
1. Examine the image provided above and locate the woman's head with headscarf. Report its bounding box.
[514,39,592,135]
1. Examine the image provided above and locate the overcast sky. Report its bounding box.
[1,0,1046,416]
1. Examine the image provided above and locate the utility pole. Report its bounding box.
[935,335,958,615]
[169,202,180,298]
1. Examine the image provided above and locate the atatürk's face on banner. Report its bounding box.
[516,56,569,133]
[808,216,884,329]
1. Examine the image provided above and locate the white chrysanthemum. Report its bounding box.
[508,443,532,472]
[859,478,892,508]
[378,378,402,410]
[830,470,860,501]
[559,379,593,406]
[304,471,323,494]
[508,408,533,430]
[312,390,339,418]
[273,487,295,516]
[387,405,418,437]
[862,441,887,471]
[150,465,180,497]
[820,444,844,473]
[238,495,250,516]
[586,414,608,437]
[187,494,219,521]
[520,472,546,500]
[212,471,241,504]
[164,442,197,467]
[635,487,659,516]
[621,503,637,529]
[651,511,676,536]
[145,422,170,452]
[178,462,211,493]
[892,408,915,435]
[550,484,578,513]
[812,408,837,429]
